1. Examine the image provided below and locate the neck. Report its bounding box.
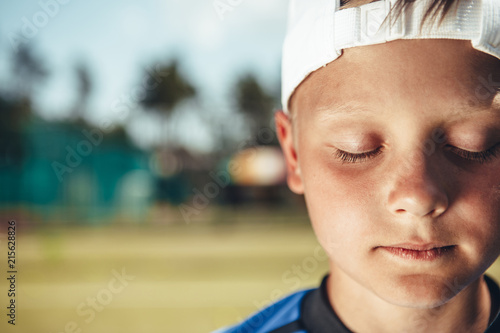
[327,264,492,333]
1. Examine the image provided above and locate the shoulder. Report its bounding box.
[212,289,313,333]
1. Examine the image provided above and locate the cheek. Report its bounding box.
[454,168,500,255]
[299,149,383,255]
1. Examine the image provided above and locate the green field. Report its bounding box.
[0,211,499,333]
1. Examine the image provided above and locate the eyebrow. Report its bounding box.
[314,99,500,124]
[450,95,500,119]
[315,102,378,122]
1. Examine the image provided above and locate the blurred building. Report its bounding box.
[0,116,153,223]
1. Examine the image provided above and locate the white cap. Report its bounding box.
[281,0,500,113]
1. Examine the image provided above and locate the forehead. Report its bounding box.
[290,39,500,118]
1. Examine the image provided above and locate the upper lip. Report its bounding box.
[380,243,454,251]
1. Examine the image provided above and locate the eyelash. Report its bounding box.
[334,146,383,164]
[446,145,499,164]
[333,145,500,164]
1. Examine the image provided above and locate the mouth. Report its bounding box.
[377,244,456,261]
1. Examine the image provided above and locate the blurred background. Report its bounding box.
[1,1,500,333]
[0,1,330,332]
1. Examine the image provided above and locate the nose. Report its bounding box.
[387,151,449,218]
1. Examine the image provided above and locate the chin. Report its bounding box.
[376,274,466,309]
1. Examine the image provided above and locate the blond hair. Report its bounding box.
[340,0,459,24]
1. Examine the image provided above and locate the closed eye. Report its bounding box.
[446,144,500,164]
[334,146,383,164]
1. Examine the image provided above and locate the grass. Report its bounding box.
[0,211,499,333]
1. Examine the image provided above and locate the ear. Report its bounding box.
[275,110,304,194]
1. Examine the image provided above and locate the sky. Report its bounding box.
[0,0,289,151]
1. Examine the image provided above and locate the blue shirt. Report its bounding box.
[213,275,500,333]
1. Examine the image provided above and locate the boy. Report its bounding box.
[215,0,500,332]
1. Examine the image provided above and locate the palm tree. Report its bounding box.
[234,73,278,146]
[72,61,92,119]
[0,44,48,168]
[11,44,48,101]
[139,60,196,147]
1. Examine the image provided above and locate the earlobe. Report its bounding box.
[275,111,304,194]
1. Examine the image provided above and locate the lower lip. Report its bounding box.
[380,246,455,261]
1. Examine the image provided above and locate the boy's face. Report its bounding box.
[276,39,500,307]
